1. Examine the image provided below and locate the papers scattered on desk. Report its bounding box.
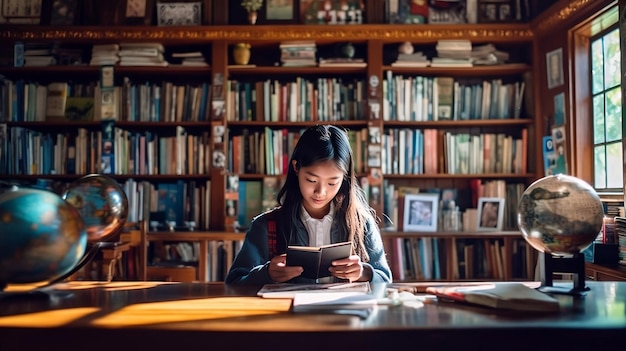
[291,291,378,319]
[426,282,560,312]
[257,282,371,298]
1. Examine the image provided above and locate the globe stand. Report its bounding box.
[537,251,589,296]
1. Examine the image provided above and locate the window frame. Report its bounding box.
[570,5,623,199]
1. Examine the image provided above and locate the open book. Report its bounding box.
[286,241,351,279]
[426,282,560,312]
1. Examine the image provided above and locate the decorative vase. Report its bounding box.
[248,11,258,24]
[233,43,251,65]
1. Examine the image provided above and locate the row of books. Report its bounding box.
[0,79,99,122]
[383,73,526,121]
[228,127,368,176]
[124,178,212,230]
[380,128,527,176]
[0,125,212,177]
[225,78,366,123]
[0,77,213,123]
[384,235,536,282]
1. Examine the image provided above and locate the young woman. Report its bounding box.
[225,125,392,285]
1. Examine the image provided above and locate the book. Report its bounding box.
[257,282,371,298]
[286,241,352,280]
[425,282,560,312]
[291,291,378,318]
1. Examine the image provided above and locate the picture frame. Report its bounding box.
[478,0,512,23]
[300,0,365,25]
[0,0,42,24]
[386,0,427,24]
[259,0,298,24]
[122,0,155,25]
[157,0,202,26]
[546,47,564,89]
[477,197,505,231]
[403,193,440,232]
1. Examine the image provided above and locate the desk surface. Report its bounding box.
[1,281,625,351]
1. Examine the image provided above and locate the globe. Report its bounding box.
[517,174,604,255]
[62,174,129,242]
[0,187,87,287]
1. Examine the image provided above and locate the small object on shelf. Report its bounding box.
[185,221,197,231]
[150,221,160,232]
[232,43,251,65]
[398,41,414,55]
[167,221,177,232]
[241,0,263,24]
[339,42,355,59]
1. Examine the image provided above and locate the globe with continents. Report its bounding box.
[63,174,128,242]
[0,187,87,288]
[517,174,604,255]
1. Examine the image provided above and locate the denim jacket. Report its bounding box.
[225,208,393,285]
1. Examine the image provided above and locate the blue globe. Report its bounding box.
[0,188,87,285]
[63,174,128,242]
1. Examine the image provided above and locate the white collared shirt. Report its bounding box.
[301,201,335,247]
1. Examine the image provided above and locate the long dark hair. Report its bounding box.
[276,125,376,261]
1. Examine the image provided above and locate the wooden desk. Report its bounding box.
[1,281,625,351]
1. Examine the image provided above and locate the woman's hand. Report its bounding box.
[268,254,304,283]
[329,255,371,282]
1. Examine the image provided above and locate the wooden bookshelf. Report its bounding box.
[585,262,626,281]
[0,18,551,283]
[146,231,245,281]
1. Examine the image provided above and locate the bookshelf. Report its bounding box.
[146,231,245,281]
[0,22,541,282]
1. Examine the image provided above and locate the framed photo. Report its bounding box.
[553,92,565,126]
[300,0,364,25]
[478,0,512,23]
[157,1,202,26]
[259,0,298,24]
[387,0,427,24]
[403,193,440,232]
[546,48,564,89]
[1,0,42,24]
[477,197,505,231]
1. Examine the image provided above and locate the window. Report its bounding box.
[590,26,623,190]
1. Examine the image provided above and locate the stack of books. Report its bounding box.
[90,44,120,66]
[170,51,209,67]
[318,57,366,67]
[471,43,510,65]
[118,42,168,67]
[432,39,473,67]
[22,43,56,67]
[391,51,430,67]
[280,41,317,67]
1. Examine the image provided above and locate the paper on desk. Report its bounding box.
[291,291,378,313]
[257,282,371,298]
